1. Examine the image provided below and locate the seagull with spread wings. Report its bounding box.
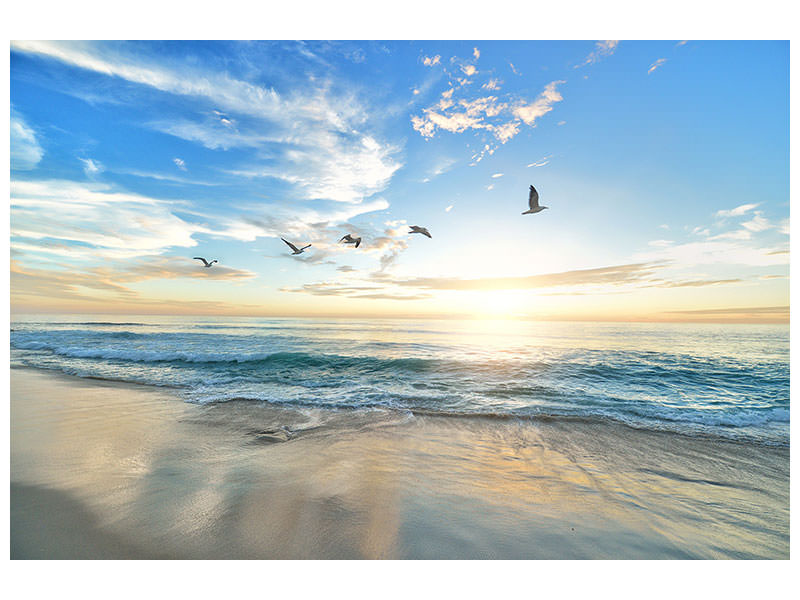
[409,225,432,238]
[339,234,362,248]
[522,184,549,215]
[281,238,312,255]
[193,257,218,267]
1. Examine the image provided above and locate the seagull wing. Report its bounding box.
[339,234,351,242]
[528,185,540,210]
[422,228,431,238]
[354,238,361,248]
[193,257,209,266]
[281,238,300,253]
[301,244,312,251]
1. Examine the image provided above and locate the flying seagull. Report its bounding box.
[522,184,548,215]
[339,234,362,248]
[193,257,218,267]
[281,238,312,255]
[409,225,432,238]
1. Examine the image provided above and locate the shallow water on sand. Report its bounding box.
[11,368,789,559]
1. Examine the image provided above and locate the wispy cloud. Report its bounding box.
[10,179,208,259]
[648,58,667,74]
[385,262,663,291]
[11,109,44,170]
[527,156,551,168]
[422,55,441,67]
[281,281,432,301]
[742,212,771,232]
[173,157,187,171]
[79,157,104,178]
[511,80,565,126]
[636,238,788,268]
[576,41,619,68]
[284,260,745,303]
[12,41,403,209]
[411,78,565,159]
[716,203,759,218]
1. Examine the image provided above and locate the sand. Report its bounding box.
[10,366,789,559]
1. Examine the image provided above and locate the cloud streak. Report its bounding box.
[11,109,44,170]
[12,41,403,209]
[576,41,619,68]
[648,58,667,74]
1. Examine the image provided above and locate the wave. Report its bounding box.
[10,341,453,371]
[16,321,149,327]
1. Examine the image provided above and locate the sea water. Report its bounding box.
[10,316,789,446]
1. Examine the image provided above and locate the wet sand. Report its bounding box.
[10,367,789,559]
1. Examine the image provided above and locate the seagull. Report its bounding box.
[281,238,312,255]
[522,184,548,215]
[339,234,362,248]
[193,257,218,267]
[409,225,432,238]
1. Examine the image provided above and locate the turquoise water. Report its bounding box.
[10,316,789,445]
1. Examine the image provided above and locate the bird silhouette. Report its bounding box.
[193,257,218,267]
[339,234,362,248]
[522,185,548,215]
[409,225,432,238]
[281,238,312,255]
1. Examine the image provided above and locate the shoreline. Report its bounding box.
[10,364,787,449]
[11,366,790,559]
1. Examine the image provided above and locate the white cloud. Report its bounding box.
[473,48,480,60]
[445,204,453,212]
[10,110,44,170]
[461,64,476,77]
[10,179,205,258]
[635,239,788,268]
[527,156,551,168]
[173,157,187,171]
[482,79,501,91]
[412,80,564,150]
[512,81,565,125]
[648,58,667,75]
[422,55,441,67]
[576,40,619,68]
[716,203,759,218]
[79,158,104,177]
[231,134,401,205]
[11,41,286,122]
[12,41,403,208]
[491,173,504,178]
[742,212,771,232]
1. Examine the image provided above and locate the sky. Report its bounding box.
[9,40,790,321]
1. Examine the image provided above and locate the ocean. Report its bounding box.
[10,316,789,447]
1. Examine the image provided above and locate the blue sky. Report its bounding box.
[9,40,789,320]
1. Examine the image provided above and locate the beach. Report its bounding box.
[11,366,789,559]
